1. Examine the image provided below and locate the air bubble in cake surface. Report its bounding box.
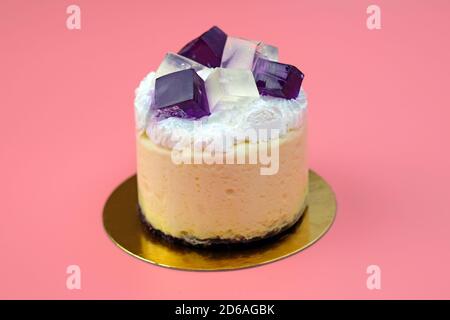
[156,53,210,80]
[221,37,257,70]
[205,68,259,110]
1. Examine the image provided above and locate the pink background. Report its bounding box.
[1,0,450,299]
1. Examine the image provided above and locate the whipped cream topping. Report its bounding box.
[134,70,307,151]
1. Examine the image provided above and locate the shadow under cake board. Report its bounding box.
[103,170,336,271]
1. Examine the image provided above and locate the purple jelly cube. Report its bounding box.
[154,69,210,119]
[178,26,227,68]
[253,58,304,99]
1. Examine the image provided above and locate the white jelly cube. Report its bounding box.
[255,42,279,61]
[156,53,209,79]
[221,37,257,70]
[205,68,259,110]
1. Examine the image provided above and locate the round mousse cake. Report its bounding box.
[134,26,308,246]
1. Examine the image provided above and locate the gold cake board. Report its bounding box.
[103,170,336,271]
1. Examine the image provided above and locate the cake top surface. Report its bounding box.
[134,26,307,150]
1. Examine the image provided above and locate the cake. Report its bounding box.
[134,26,308,246]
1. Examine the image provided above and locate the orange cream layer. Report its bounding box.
[137,125,308,243]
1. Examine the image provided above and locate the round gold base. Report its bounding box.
[103,170,336,271]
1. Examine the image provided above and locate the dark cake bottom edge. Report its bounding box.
[138,204,307,248]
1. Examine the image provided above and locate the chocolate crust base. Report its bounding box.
[138,204,307,248]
